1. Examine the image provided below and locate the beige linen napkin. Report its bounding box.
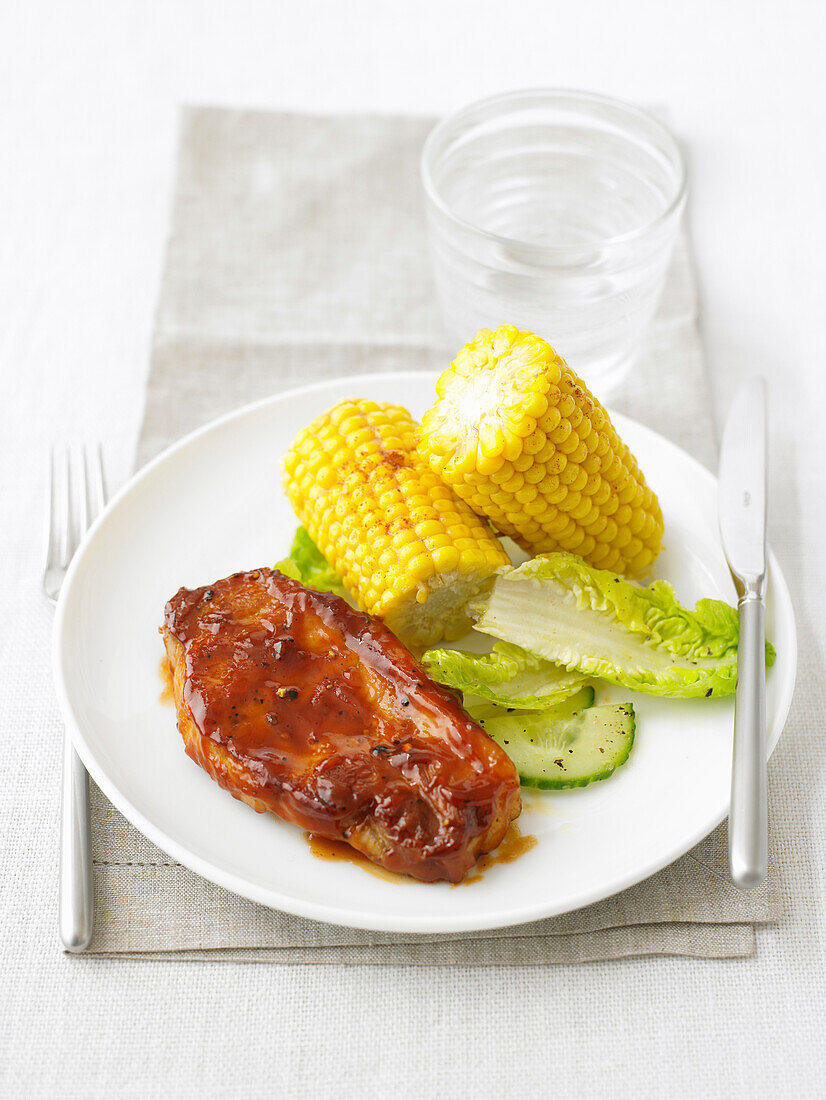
[86,106,776,962]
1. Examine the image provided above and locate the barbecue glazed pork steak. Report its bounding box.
[163,568,521,883]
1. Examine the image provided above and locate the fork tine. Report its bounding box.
[85,443,107,523]
[59,446,72,569]
[60,446,71,568]
[78,445,89,538]
[45,447,60,572]
[97,443,108,509]
[63,446,83,566]
[43,447,69,601]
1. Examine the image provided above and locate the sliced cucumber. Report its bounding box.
[467,697,635,790]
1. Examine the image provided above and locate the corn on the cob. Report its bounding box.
[282,399,510,646]
[418,325,664,576]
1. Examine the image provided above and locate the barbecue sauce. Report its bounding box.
[452,822,537,886]
[306,833,412,884]
[307,821,537,885]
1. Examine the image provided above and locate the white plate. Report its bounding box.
[53,372,797,933]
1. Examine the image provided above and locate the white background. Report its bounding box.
[1,2,824,1096]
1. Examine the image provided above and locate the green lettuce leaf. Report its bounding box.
[471,552,775,699]
[422,641,589,710]
[275,527,351,600]
[463,685,595,725]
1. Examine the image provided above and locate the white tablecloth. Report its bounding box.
[1,1,824,1096]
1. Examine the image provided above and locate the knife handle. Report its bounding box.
[59,732,94,952]
[728,596,767,890]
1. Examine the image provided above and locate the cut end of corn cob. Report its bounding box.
[282,399,511,647]
[418,325,664,576]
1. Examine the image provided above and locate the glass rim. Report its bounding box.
[421,88,687,256]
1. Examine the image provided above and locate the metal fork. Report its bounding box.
[44,445,107,952]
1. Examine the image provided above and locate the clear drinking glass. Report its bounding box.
[421,89,687,391]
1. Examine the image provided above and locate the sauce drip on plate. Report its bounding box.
[306,833,412,884]
[452,823,537,887]
[305,820,537,886]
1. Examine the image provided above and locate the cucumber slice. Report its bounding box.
[467,698,635,790]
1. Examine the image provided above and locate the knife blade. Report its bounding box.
[718,380,768,593]
[717,377,768,890]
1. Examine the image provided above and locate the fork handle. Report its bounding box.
[59,733,94,952]
[728,596,768,890]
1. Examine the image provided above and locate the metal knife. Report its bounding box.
[718,378,769,889]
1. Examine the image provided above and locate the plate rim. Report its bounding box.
[52,371,798,933]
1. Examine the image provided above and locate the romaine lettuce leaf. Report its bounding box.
[275,527,351,600]
[471,552,775,699]
[422,641,589,709]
